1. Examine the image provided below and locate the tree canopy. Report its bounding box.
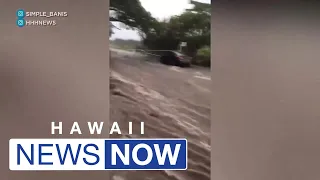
[109,0,211,66]
[143,1,210,56]
[110,0,156,36]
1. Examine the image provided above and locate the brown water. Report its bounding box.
[110,49,211,180]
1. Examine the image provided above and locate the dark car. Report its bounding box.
[159,51,191,67]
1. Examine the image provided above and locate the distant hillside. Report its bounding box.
[110,39,142,49]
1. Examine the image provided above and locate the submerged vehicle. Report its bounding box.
[159,51,191,67]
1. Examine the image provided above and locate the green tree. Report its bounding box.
[187,0,211,14]
[142,1,210,59]
[110,0,156,36]
[109,0,211,67]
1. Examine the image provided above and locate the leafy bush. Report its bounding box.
[192,46,210,67]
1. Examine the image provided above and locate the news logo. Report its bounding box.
[9,138,187,171]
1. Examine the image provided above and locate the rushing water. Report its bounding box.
[110,50,211,180]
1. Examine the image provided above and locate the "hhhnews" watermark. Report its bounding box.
[16,9,68,27]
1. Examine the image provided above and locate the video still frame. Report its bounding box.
[110,0,211,180]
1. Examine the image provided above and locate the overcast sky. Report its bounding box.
[110,0,211,41]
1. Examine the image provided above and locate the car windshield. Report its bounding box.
[173,51,185,56]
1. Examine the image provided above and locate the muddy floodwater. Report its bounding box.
[110,49,211,180]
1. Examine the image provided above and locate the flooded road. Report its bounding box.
[110,49,211,180]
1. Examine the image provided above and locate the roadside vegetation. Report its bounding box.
[110,39,141,50]
[110,0,211,67]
